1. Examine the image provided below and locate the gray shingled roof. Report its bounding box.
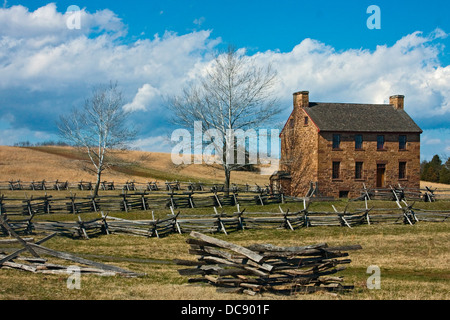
[304,102,423,133]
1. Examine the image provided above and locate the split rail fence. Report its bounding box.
[1,183,448,218]
[357,183,450,201]
[0,180,270,193]
[2,179,449,203]
[0,189,289,216]
[2,198,448,240]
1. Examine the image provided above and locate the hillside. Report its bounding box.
[1,146,448,191]
[0,146,269,185]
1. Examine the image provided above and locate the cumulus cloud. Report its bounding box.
[0,3,449,156]
[0,4,220,141]
[123,84,160,112]
[0,3,125,42]
[254,29,450,128]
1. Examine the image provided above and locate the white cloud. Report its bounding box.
[413,128,450,160]
[0,3,125,42]
[0,4,220,143]
[0,127,52,145]
[0,4,218,91]
[425,138,442,145]
[123,84,160,112]
[131,135,171,152]
[254,29,450,124]
[0,3,449,158]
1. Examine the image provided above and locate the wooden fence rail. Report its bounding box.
[0,190,288,216]
[3,200,447,240]
[356,183,450,202]
[0,180,271,194]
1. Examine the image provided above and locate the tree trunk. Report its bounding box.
[93,169,102,198]
[224,167,231,197]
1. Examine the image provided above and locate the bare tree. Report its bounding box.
[57,82,137,197]
[167,46,280,193]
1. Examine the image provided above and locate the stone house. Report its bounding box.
[271,91,422,199]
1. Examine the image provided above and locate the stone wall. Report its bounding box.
[316,132,421,198]
[278,91,421,199]
[280,106,319,197]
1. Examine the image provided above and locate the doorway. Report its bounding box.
[377,164,386,188]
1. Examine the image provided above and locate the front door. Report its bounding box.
[377,164,386,188]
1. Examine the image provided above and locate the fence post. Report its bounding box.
[101,212,110,235]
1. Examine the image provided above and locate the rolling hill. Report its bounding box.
[0,145,447,191]
[0,146,269,186]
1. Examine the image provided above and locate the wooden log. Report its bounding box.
[26,242,143,277]
[1,261,37,272]
[179,232,361,296]
[0,254,47,264]
[216,287,244,294]
[0,238,34,244]
[189,231,265,263]
[0,215,39,258]
[0,233,57,265]
[247,243,328,253]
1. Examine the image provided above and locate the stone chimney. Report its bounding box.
[293,91,309,110]
[390,95,404,110]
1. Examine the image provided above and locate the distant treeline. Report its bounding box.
[421,154,450,184]
[13,140,71,147]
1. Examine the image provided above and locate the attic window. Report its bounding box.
[355,134,363,150]
[377,135,385,150]
[332,134,341,149]
[289,118,294,128]
[399,135,407,150]
[304,116,309,125]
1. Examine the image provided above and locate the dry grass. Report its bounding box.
[0,145,449,300]
[420,181,450,189]
[0,146,268,185]
[2,145,447,189]
[0,221,448,300]
[420,181,450,196]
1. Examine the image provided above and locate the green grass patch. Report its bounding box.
[0,222,449,300]
[1,197,449,300]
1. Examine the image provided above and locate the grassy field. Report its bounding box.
[0,199,449,300]
[0,145,449,300]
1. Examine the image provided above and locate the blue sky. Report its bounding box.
[0,0,449,160]
[10,0,450,59]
